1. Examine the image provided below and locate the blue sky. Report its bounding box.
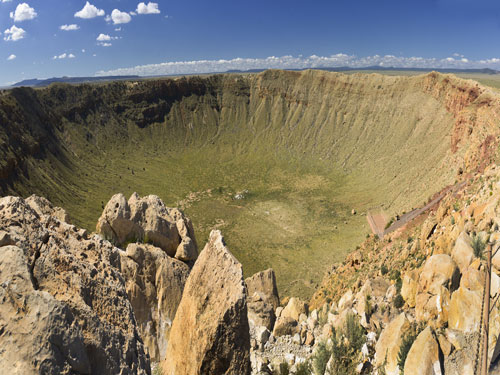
[1,0,500,85]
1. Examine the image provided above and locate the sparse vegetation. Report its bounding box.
[472,233,486,259]
[397,324,423,374]
[393,294,405,308]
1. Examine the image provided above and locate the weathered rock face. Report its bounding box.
[448,286,482,332]
[120,243,190,362]
[162,230,251,375]
[374,313,409,375]
[404,327,443,375]
[0,196,150,375]
[97,193,198,261]
[245,269,280,331]
[451,231,475,273]
[416,254,460,325]
[245,269,280,310]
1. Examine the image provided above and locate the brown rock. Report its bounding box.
[401,270,418,308]
[0,196,150,374]
[120,243,190,361]
[272,316,299,337]
[162,230,250,375]
[403,327,443,375]
[247,291,276,330]
[418,254,460,295]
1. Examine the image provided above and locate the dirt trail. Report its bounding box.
[367,181,467,237]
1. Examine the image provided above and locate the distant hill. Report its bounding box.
[12,75,140,87]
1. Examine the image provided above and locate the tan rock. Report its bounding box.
[0,196,150,374]
[418,254,460,295]
[281,297,308,321]
[247,292,276,330]
[245,268,280,310]
[401,270,418,308]
[338,289,354,310]
[120,243,190,361]
[448,286,482,332]
[97,193,198,261]
[451,231,474,272]
[162,230,250,375]
[374,313,409,375]
[403,327,442,375]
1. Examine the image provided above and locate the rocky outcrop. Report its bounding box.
[246,269,280,331]
[162,230,251,375]
[120,243,190,362]
[97,193,198,262]
[0,196,150,374]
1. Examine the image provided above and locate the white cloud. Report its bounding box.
[110,9,132,24]
[53,53,76,60]
[82,49,86,53]
[99,42,112,47]
[129,11,137,16]
[136,2,160,14]
[1,0,12,3]
[115,27,122,31]
[97,33,112,41]
[75,2,105,19]
[60,24,80,31]
[95,53,500,77]
[10,3,37,22]
[4,25,26,41]
[7,54,16,60]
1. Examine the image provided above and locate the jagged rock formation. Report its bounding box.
[119,243,190,362]
[162,230,251,375]
[97,192,197,262]
[246,269,280,331]
[0,196,150,374]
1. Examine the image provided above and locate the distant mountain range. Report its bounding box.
[11,66,500,87]
[12,75,140,87]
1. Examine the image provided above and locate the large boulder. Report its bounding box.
[448,286,482,332]
[403,327,443,375]
[374,313,410,375]
[281,297,308,321]
[97,193,198,261]
[451,231,474,273]
[120,243,190,362]
[401,270,419,308]
[416,254,460,325]
[162,230,251,375]
[0,196,150,374]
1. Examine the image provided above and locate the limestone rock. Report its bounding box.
[245,268,280,310]
[120,243,190,361]
[448,286,482,332]
[401,270,418,308]
[247,291,276,331]
[162,230,250,375]
[403,327,443,375]
[281,297,308,321]
[0,196,150,374]
[374,313,409,375]
[97,193,197,261]
[451,231,474,272]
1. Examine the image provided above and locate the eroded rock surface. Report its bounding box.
[0,196,150,375]
[163,230,251,375]
[97,193,197,261]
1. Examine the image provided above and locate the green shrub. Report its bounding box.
[393,294,404,308]
[295,361,311,375]
[312,341,331,375]
[381,264,389,275]
[451,216,455,225]
[472,233,486,259]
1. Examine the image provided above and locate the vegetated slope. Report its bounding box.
[0,69,497,298]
